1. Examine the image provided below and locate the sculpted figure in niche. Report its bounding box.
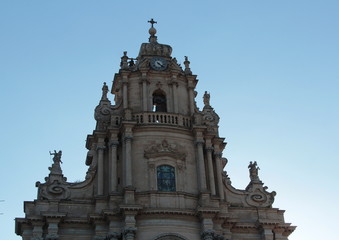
[248,161,260,181]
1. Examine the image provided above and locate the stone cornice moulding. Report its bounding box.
[144,140,186,160]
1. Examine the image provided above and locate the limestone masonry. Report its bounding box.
[15,19,295,240]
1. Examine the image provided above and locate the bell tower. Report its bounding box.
[15,20,295,240]
[112,18,196,115]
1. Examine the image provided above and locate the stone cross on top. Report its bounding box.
[148,18,157,28]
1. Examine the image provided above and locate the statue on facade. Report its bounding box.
[248,161,260,181]
[203,91,210,106]
[50,150,62,164]
[101,82,109,101]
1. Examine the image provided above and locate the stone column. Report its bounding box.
[124,136,133,187]
[109,141,119,193]
[206,147,216,195]
[214,152,224,200]
[196,140,207,191]
[97,145,105,196]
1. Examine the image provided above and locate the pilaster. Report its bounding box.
[214,152,224,200]
[196,139,207,192]
[97,138,106,196]
[171,73,179,113]
[122,73,129,109]
[205,145,216,196]
[141,71,148,111]
[109,130,119,193]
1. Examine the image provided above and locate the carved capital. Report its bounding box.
[109,141,119,148]
[124,136,133,142]
[205,146,214,152]
[214,152,223,159]
[97,146,106,151]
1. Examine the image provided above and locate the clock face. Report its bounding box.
[150,57,168,71]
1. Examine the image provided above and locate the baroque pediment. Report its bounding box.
[144,140,186,160]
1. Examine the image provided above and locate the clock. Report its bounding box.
[150,57,168,71]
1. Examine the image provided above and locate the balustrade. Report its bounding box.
[133,112,191,128]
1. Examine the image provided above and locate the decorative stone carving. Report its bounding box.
[139,42,172,58]
[36,151,96,200]
[123,227,136,240]
[105,232,121,240]
[244,161,276,207]
[201,230,215,240]
[245,183,276,208]
[144,140,186,160]
[169,57,183,72]
[36,150,70,200]
[222,170,232,185]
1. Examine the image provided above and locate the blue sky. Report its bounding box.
[1,1,338,239]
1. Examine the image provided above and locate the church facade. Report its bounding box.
[15,20,295,240]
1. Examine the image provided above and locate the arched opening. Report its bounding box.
[157,165,176,192]
[154,233,188,240]
[152,90,167,112]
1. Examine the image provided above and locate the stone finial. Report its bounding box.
[101,82,109,101]
[121,51,129,69]
[148,18,158,43]
[184,56,192,74]
[248,161,261,182]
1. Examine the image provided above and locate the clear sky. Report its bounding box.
[1,1,338,239]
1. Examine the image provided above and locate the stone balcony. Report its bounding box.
[133,112,192,129]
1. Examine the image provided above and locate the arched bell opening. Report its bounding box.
[152,90,167,112]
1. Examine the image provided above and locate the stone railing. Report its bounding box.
[133,112,192,128]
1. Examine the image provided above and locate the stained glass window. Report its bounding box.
[157,165,176,192]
